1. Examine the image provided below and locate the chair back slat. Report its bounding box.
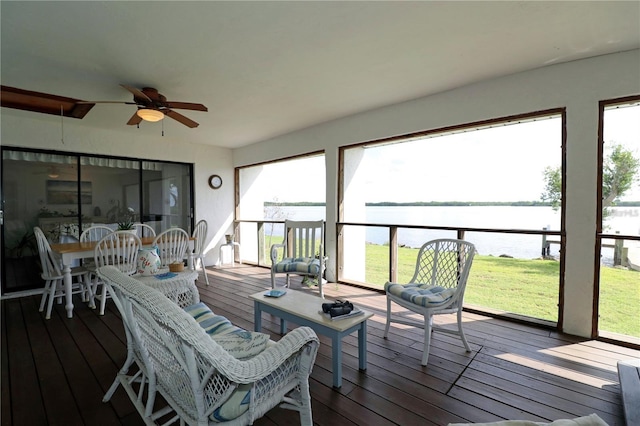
[134,223,156,238]
[80,225,114,242]
[153,228,190,266]
[285,220,324,259]
[34,226,62,278]
[94,231,142,276]
[192,220,208,255]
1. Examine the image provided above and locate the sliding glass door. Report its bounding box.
[1,148,193,293]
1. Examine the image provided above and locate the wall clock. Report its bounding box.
[208,174,222,189]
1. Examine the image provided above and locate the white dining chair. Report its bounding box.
[153,228,190,267]
[91,231,142,315]
[191,220,209,285]
[134,223,156,238]
[34,226,89,319]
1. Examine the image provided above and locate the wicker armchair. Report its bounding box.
[97,265,320,426]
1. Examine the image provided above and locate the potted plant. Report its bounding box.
[117,207,136,231]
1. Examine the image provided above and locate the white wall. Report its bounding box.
[233,49,640,337]
[0,112,235,267]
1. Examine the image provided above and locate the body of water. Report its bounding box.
[265,205,639,261]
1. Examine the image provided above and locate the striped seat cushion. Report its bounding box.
[184,302,269,360]
[274,257,321,274]
[385,282,455,307]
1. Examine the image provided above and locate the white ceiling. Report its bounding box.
[2,1,639,149]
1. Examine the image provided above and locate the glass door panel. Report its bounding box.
[142,161,192,234]
[2,150,78,292]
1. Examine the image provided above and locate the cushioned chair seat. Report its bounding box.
[184,302,271,421]
[385,282,456,307]
[447,413,609,426]
[274,257,321,274]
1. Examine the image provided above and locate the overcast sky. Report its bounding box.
[255,104,639,203]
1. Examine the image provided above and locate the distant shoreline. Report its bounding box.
[264,201,640,207]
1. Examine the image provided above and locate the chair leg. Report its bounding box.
[317,274,324,299]
[39,280,51,313]
[422,314,433,366]
[457,307,471,352]
[99,285,108,315]
[271,269,277,289]
[200,257,209,286]
[88,275,98,309]
[383,296,392,339]
[45,280,59,320]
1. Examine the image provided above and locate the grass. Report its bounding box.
[364,243,640,338]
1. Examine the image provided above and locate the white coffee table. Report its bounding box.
[249,289,373,388]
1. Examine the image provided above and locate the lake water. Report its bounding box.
[265,205,640,262]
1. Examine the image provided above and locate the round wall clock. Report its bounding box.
[208,174,222,189]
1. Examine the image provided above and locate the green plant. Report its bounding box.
[117,207,136,230]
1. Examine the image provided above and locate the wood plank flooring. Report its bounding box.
[2,264,638,425]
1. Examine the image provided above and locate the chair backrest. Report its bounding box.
[153,228,190,266]
[283,220,325,259]
[134,223,156,238]
[34,226,62,278]
[192,220,208,255]
[411,239,476,305]
[80,225,114,242]
[94,231,142,275]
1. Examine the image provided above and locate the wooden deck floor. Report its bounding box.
[2,264,638,425]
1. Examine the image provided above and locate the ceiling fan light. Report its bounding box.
[136,109,164,122]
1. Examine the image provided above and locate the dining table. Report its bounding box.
[50,236,195,318]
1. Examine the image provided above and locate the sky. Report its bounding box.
[248,104,639,204]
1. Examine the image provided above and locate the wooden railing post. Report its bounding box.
[257,221,265,266]
[389,226,398,283]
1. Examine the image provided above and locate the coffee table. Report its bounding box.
[249,290,373,388]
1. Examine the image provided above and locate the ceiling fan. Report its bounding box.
[83,85,208,128]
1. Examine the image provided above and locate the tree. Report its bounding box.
[541,144,639,213]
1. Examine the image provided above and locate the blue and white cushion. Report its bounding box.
[274,257,321,274]
[385,282,455,307]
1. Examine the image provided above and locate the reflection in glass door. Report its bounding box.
[1,149,194,294]
[2,150,79,292]
[142,161,192,234]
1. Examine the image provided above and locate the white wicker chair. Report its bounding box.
[97,265,320,426]
[384,239,476,366]
[270,220,326,298]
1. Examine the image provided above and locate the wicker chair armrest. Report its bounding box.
[270,243,286,263]
[218,327,319,383]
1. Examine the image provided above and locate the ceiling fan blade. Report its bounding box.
[77,100,137,105]
[126,112,143,126]
[165,101,208,112]
[120,84,152,103]
[165,109,199,128]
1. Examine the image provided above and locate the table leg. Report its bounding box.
[332,335,343,388]
[62,263,74,318]
[358,321,367,371]
[253,301,262,331]
[280,319,287,335]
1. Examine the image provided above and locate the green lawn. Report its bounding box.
[365,243,639,338]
